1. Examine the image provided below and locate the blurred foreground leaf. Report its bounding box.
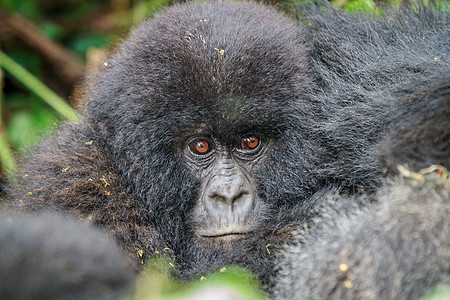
[127,256,267,300]
[344,0,382,13]
[420,283,450,300]
[0,131,16,177]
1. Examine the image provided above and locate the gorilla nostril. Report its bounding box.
[232,191,250,203]
[209,192,227,204]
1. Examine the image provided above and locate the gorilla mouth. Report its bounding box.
[197,231,254,241]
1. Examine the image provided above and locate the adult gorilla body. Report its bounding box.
[4,1,449,297]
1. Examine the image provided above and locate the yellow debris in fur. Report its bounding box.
[343,280,353,289]
[101,177,110,187]
[397,164,449,183]
[214,48,225,57]
[137,249,144,258]
[339,263,349,272]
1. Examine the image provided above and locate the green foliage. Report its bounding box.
[126,256,267,300]
[6,102,59,154]
[131,0,173,24]
[344,0,383,13]
[0,70,16,178]
[0,131,16,177]
[0,0,39,19]
[420,283,450,300]
[69,34,112,57]
[0,51,78,122]
[40,22,65,41]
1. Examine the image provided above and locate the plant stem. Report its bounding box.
[0,51,79,122]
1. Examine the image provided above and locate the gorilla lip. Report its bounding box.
[198,231,254,240]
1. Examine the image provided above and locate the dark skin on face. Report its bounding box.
[184,133,268,242]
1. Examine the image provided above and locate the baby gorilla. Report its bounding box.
[6,1,319,283]
[3,1,449,299]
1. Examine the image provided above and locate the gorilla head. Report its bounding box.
[85,1,322,273]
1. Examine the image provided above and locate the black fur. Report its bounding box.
[0,212,135,300]
[380,79,450,173]
[303,4,449,189]
[3,1,449,298]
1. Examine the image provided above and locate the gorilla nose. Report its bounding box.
[209,188,250,206]
[206,175,255,211]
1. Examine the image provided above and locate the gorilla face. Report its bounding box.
[186,132,268,242]
[87,1,322,251]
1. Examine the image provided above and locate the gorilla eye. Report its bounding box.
[239,136,260,151]
[189,139,211,155]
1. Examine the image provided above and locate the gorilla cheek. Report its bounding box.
[193,161,261,242]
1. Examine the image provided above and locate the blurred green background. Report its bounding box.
[0,0,446,179]
[0,0,175,180]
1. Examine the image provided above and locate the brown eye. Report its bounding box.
[189,140,210,155]
[240,136,260,151]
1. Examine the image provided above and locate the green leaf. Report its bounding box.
[420,283,450,300]
[344,0,382,13]
[69,34,111,57]
[0,0,39,19]
[0,51,78,122]
[41,22,65,41]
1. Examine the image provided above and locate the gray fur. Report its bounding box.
[0,212,135,300]
[274,176,450,299]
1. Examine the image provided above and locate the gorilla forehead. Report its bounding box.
[97,1,310,109]
[176,95,290,142]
